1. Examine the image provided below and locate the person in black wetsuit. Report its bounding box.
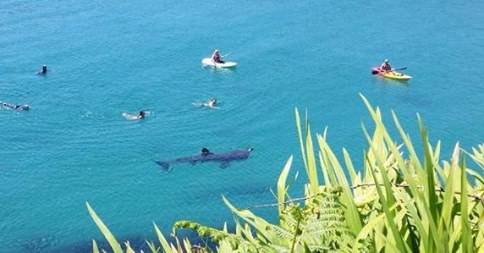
[1,102,30,111]
[37,65,48,75]
[138,111,146,119]
[201,148,213,156]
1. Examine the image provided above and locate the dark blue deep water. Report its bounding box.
[1,0,483,252]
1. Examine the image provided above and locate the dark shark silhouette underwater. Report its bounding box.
[155,147,254,171]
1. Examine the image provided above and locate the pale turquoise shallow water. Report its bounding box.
[1,0,483,252]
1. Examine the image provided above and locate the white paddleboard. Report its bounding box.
[202,58,237,68]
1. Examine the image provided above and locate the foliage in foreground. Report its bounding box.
[87,96,484,253]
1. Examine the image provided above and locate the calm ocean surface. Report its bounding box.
[1,0,483,252]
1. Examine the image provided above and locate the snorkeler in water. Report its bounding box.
[207,98,217,108]
[37,65,48,75]
[1,102,30,111]
[138,111,146,119]
[122,110,148,120]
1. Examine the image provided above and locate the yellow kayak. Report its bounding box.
[372,67,412,81]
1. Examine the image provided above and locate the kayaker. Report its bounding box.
[380,59,392,71]
[211,49,224,63]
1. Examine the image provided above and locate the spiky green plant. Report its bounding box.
[87,96,483,253]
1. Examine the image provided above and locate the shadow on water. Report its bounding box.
[45,235,149,253]
[186,180,273,203]
[21,230,219,253]
[18,236,57,253]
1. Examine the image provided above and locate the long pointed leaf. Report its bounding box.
[86,202,123,253]
[277,156,293,215]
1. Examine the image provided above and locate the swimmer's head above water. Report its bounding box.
[138,111,146,119]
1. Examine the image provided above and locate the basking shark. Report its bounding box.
[155,147,253,171]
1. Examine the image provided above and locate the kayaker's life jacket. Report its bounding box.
[381,63,392,71]
[212,52,222,63]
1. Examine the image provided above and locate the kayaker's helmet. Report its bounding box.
[384,59,389,63]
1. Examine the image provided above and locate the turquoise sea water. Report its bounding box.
[1,0,483,252]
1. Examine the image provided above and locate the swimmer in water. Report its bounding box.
[201,147,212,156]
[192,98,219,109]
[138,111,146,119]
[1,102,30,111]
[122,110,147,120]
[37,65,48,75]
[207,98,217,108]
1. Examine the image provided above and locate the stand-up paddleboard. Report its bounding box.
[202,58,237,68]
